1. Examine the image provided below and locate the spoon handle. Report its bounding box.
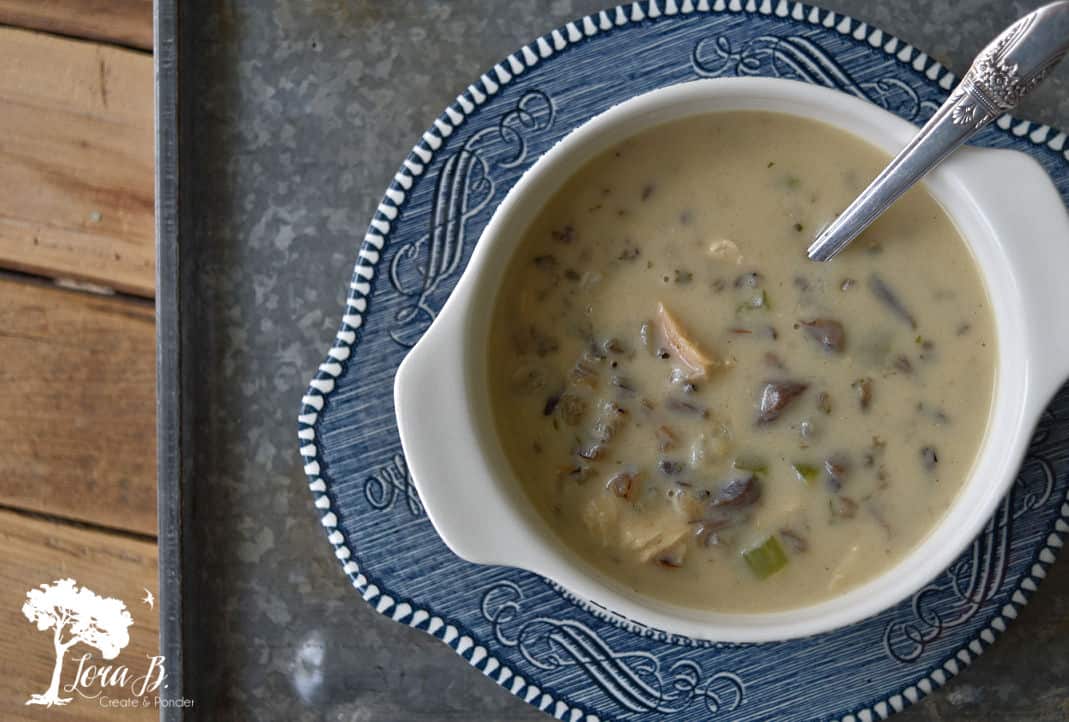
[807,1,1069,262]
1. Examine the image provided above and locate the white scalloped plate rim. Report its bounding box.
[296,2,1069,720]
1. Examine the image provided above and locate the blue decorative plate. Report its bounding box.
[297,2,1069,720]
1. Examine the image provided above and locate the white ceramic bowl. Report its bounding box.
[394,77,1069,642]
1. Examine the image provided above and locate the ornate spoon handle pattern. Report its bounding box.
[807,1,1069,262]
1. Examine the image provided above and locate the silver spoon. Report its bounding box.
[807,1,1069,262]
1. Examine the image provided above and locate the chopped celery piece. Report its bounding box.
[743,536,788,580]
[733,454,768,475]
[792,463,820,486]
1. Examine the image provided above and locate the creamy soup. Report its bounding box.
[487,111,995,612]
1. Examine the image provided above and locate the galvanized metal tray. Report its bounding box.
[154,1,1069,720]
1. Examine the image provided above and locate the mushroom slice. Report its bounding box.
[799,319,846,353]
[756,380,808,424]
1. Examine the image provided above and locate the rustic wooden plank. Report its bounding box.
[0,1,152,51]
[0,27,154,296]
[0,277,156,535]
[0,510,159,721]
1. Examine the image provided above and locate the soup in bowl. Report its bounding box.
[394,78,1069,641]
[488,110,995,612]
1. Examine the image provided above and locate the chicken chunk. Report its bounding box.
[657,302,721,380]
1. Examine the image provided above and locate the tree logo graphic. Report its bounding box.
[21,578,134,707]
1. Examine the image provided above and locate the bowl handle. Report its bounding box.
[394,309,518,566]
[958,146,1069,406]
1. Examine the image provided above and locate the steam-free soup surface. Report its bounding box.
[488,112,995,612]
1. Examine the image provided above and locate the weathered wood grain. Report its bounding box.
[0,509,159,722]
[0,0,152,51]
[0,277,156,535]
[0,27,154,296]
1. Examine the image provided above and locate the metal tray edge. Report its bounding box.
[155,0,188,717]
